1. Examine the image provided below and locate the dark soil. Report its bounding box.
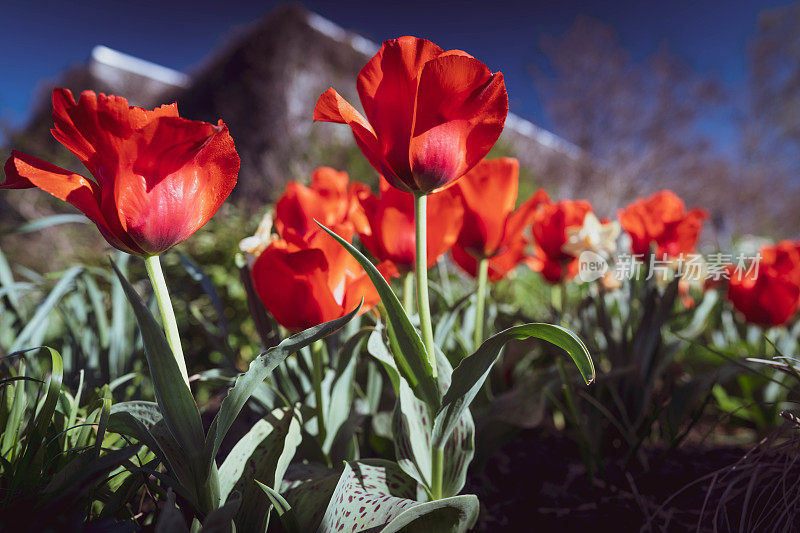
[464,427,751,532]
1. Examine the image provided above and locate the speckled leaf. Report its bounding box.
[391,348,474,498]
[219,407,302,532]
[379,495,478,533]
[318,460,478,533]
[392,378,433,492]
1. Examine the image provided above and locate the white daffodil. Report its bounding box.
[562,212,621,259]
[239,211,276,266]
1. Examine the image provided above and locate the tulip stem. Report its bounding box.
[431,445,444,500]
[403,271,415,315]
[311,340,327,450]
[414,193,438,379]
[474,257,489,350]
[144,255,190,388]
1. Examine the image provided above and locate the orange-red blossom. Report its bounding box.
[313,36,508,195]
[2,89,239,256]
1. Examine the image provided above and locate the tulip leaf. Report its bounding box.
[204,303,361,475]
[433,323,594,449]
[109,401,194,489]
[111,260,207,476]
[33,347,63,440]
[316,221,440,410]
[317,460,478,533]
[219,407,301,533]
[367,325,402,393]
[393,375,434,491]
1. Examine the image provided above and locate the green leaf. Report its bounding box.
[393,377,433,492]
[218,408,302,532]
[108,251,130,380]
[204,304,362,475]
[110,260,206,474]
[316,222,440,409]
[0,244,21,314]
[32,347,63,440]
[433,323,594,449]
[367,325,401,393]
[434,291,474,347]
[280,463,340,531]
[11,267,82,353]
[322,329,371,455]
[178,251,229,336]
[156,490,190,533]
[15,214,91,234]
[392,347,474,498]
[318,460,478,533]
[109,401,195,487]
[256,482,300,533]
[200,492,241,533]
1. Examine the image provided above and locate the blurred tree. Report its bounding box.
[737,3,800,236]
[533,15,799,239]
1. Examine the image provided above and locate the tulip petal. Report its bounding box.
[356,36,445,187]
[410,55,508,192]
[313,88,399,185]
[50,88,179,184]
[455,158,519,256]
[2,151,143,254]
[505,188,551,248]
[111,118,239,255]
[342,260,399,314]
[251,244,341,331]
[532,199,592,262]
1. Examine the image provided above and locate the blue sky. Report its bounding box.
[1,0,794,141]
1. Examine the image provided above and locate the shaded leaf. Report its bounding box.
[204,304,361,475]
[218,408,302,532]
[433,323,593,449]
[317,222,440,409]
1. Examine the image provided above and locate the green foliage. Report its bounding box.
[0,348,139,529]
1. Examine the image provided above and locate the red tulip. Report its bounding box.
[350,177,464,272]
[251,226,398,331]
[313,36,508,195]
[528,197,593,283]
[450,158,549,280]
[452,237,530,282]
[274,167,364,238]
[727,240,800,327]
[618,191,707,258]
[1,89,239,256]
[273,167,369,281]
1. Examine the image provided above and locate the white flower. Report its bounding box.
[562,213,620,258]
[239,211,276,265]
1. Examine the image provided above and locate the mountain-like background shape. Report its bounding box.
[5,5,586,205]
